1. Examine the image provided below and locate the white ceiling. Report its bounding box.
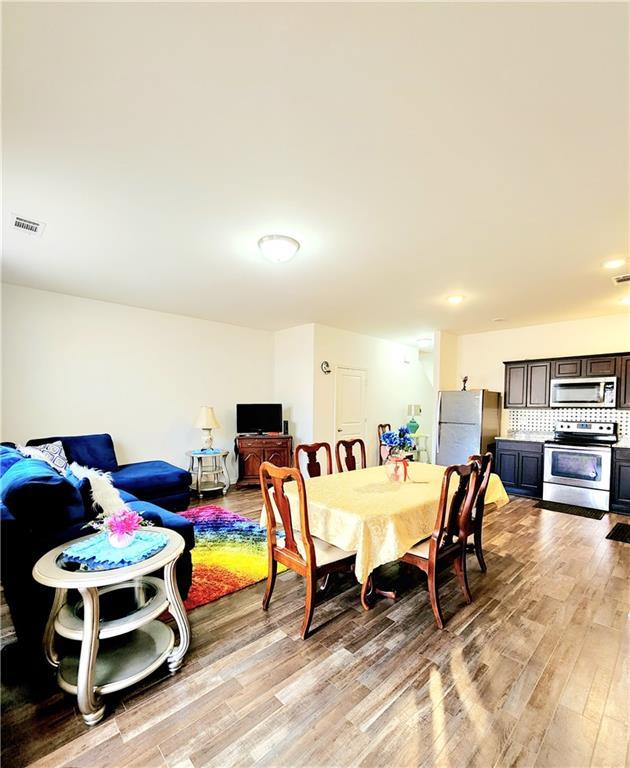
[2,2,628,342]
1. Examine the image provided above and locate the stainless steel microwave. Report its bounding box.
[550,377,617,408]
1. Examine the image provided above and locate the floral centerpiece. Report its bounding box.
[85,508,152,548]
[380,426,416,483]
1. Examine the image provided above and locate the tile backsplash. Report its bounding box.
[508,408,630,440]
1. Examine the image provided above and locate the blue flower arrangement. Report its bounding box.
[380,425,415,454]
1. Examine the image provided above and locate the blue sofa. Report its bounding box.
[27,433,191,512]
[0,438,194,657]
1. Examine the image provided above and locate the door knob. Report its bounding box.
[337,429,342,432]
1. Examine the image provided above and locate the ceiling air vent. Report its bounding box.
[10,214,46,237]
[612,273,630,286]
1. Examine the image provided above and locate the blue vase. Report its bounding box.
[407,417,419,435]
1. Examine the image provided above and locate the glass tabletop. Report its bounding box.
[70,578,160,622]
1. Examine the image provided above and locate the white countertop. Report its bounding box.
[495,432,552,443]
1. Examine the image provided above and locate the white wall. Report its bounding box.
[2,284,275,475]
[2,287,436,477]
[273,324,314,445]
[457,312,630,431]
[7,287,626,479]
[312,324,434,466]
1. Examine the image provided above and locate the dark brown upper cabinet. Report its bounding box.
[552,358,582,378]
[583,356,619,377]
[504,363,527,408]
[551,356,618,378]
[619,355,630,409]
[527,362,551,407]
[504,361,550,409]
[505,352,630,409]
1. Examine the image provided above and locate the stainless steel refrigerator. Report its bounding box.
[436,390,501,466]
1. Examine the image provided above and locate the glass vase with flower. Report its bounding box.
[380,426,416,483]
[85,508,153,548]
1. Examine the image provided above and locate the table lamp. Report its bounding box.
[196,406,220,449]
[407,404,422,435]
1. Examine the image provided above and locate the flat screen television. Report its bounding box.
[236,403,283,434]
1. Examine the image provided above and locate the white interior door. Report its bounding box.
[335,367,367,440]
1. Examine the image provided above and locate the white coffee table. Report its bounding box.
[32,527,191,725]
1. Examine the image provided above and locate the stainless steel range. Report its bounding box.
[543,421,617,511]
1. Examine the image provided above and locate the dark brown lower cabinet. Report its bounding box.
[235,435,293,487]
[611,448,630,514]
[495,440,543,498]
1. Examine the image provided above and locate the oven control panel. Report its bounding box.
[555,421,615,435]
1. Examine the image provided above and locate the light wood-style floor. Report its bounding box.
[2,489,629,768]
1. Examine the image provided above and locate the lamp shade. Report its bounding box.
[196,406,220,430]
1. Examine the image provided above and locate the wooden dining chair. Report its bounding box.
[294,442,333,478]
[400,461,479,629]
[259,462,356,639]
[335,438,367,473]
[377,424,391,466]
[466,452,493,573]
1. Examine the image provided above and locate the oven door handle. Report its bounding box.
[544,444,612,454]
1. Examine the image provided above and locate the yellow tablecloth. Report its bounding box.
[260,463,509,584]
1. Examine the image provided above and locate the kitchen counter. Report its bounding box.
[495,433,551,443]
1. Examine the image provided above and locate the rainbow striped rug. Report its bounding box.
[180,504,284,611]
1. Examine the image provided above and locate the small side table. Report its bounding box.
[32,528,190,726]
[414,434,431,463]
[187,449,230,497]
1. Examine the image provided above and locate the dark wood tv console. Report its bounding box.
[234,434,293,487]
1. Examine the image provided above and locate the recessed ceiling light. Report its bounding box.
[447,295,464,305]
[620,296,630,306]
[603,258,626,270]
[258,234,300,263]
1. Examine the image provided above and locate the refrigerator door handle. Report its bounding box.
[435,391,442,457]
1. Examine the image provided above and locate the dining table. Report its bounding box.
[260,461,510,608]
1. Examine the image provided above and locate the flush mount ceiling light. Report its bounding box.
[258,234,300,263]
[416,337,433,349]
[447,295,464,305]
[603,258,627,270]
